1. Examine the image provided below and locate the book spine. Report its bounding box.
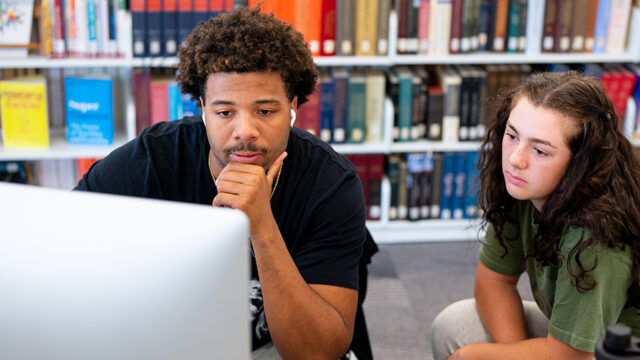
[336,0,355,55]
[296,82,322,136]
[570,0,588,52]
[606,0,632,53]
[593,0,612,53]
[584,0,599,52]
[131,0,147,57]
[86,0,99,56]
[377,0,392,55]
[332,70,349,143]
[440,152,454,219]
[396,68,414,142]
[418,0,430,54]
[491,0,508,52]
[396,0,409,54]
[554,0,573,53]
[163,0,179,56]
[177,0,192,47]
[365,70,386,143]
[319,73,335,143]
[147,0,163,56]
[355,0,378,55]
[449,0,463,54]
[347,73,367,143]
[52,0,67,57]
[406,0,420,53]
[320,0,337,56]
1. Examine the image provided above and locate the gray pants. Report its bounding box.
[251,342,282,360]
[431,298,549,360]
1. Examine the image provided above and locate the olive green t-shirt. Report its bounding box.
[478,200,640,352]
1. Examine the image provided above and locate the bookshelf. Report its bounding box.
[2,4,640,243]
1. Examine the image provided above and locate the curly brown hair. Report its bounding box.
[479,71,640,307]
[176,6,318,105]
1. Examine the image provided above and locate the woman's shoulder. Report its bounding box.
[560,226,633,269]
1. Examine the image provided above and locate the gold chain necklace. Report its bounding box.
[208,149,282,199]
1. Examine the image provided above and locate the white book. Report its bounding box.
[525,0,545,55]
[606,0,632,53]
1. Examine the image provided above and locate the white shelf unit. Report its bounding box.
[2,9,640,243]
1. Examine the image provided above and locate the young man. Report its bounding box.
[75,7,368,359]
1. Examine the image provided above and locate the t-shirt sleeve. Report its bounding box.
[548,233,633,352]
[74,135,157,197]
[293,171,366,291]
[478,212,525,277]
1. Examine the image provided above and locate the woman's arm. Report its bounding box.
[448,333,594,360]
[474,261,527,342]
[451,262,594,360]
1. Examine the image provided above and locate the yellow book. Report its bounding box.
[0,77,50,148]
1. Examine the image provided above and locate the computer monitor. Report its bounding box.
[0,182,250,360]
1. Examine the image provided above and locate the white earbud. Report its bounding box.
[290,109,296,127]
[202,112,206,127]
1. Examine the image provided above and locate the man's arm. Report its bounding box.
[213,152,358,359]
[449,262,593,360]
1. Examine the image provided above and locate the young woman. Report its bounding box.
[431,71,640,360]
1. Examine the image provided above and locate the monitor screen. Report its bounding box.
[0,183,250,360]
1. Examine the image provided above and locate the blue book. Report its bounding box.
[440,152,455,220]
[464,151,481,219]
[331,67,349,144]
[394,66,414,142]
[168,82,182,120]
[592,0,612,53]
[319,70,335,143]
[65,76,114,146]
[131,0,147,57]
[162,0,178,56]
[451,152,466,219]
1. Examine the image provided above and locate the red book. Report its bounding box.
[366,154,385,220]
[150,79,169,125]
[295,82,322,136]
[320,0,336,56]
[133,69,151,135]
[449,0,463,54]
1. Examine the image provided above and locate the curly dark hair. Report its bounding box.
[479,71,640,307]
[176,6,318,105]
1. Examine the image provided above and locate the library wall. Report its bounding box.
[1,0,640,242]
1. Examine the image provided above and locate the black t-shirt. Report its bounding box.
[75,116,366,349]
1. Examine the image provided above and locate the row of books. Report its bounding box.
[130,0,392,58]
[128,0,638,59]
[407,0,637,55]
[0,68,128,148]
[347,152,481,221]
[3,63,639,150]
[133,68,200,135]
[36,0,132,59]
[291,63,640,145]
[0,158,98,190]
